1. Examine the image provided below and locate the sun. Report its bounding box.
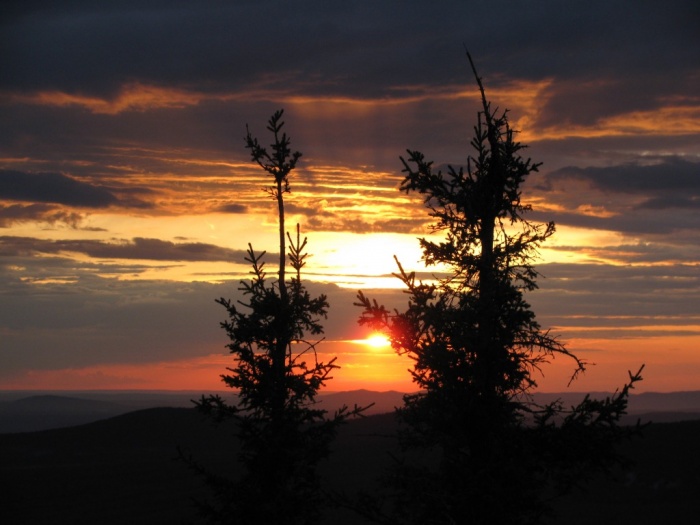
[364,333,391,349]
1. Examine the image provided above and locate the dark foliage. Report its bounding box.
[353,54,644,525]
[189,111,363,525]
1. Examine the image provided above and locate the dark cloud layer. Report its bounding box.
[527,156,700,237]
[216,203,248,214]
[0,274,227,373]
[532,210,697,236]
[0,170,118,207]
[2,0,698,106]
[544,157,700,195]
[0,203,83,227]
[0,235,248,262]
[0,169,154,210]
[531,262,700,321]
[0,262,352,375]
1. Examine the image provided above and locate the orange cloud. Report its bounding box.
[6,83,213,114]
[525,105,700,141]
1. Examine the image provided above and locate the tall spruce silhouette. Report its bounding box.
[354,54,644,525]
[193,110,362,525]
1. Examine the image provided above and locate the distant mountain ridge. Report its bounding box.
[1,404,699,524]
[0,394,134,433]
[1,389,700,434]
[532,390,700,422]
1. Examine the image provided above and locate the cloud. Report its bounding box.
[0,170,118,207]
[7,83,209,115]
[530,156,700,236]
[215,203,248,214]
[0,203,83,228]
[0,254,171,290]
[639,195,700,210]
[2,1,697,104]
[0,169,154,209]
[543,156,700,195]
[530,262,700,323]
[306,215,427,235]
[531,208,700,236]
[0,270,357,376]
[547,241,700,265]
[0,275,227,375]
[532,74,700,132]
[0,235,248,262]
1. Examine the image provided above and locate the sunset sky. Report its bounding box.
[1,0,699,394]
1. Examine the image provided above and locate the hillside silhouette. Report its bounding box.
[0,395,131,433]
[1,403,699,524]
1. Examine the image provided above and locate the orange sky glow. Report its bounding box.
[2,114,699,393]
[2,131,699,394]
[1,2,699,396]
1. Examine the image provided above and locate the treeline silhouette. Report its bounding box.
[184,54,644,525]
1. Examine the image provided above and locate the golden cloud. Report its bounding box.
[524,105,700,141]
[6,83,212,114]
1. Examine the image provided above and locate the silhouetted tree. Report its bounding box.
[354,54,644,525]
[191,110,362,525]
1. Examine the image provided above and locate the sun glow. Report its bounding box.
[364,333,391,349]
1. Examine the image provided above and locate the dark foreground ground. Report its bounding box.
[1,408,699,524]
